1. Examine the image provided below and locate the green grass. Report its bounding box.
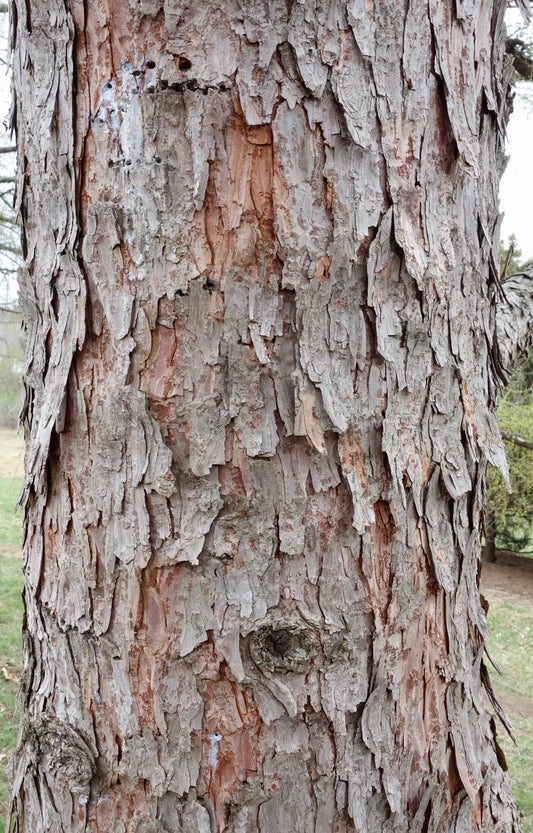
[487,601,533,833]
[489,603,533,704]
[0,430,24,833]
[504,716,533,833]
[0,552,22,832]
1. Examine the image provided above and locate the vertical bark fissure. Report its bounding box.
[10,1,523,832]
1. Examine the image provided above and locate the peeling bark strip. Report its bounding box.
[9,1,524,831]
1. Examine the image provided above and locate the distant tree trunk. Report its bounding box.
[9,1,526,832]
[484,510,498,564]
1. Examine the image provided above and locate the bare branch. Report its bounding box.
[507,0,533,22]
[0,145,16,154]
[501,431,533,451]
[0,210,18,224]
[0,241,21,253]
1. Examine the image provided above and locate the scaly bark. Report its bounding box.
[496,270,533,380]
[9,1,525,831]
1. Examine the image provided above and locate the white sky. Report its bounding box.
[500,85,533,260]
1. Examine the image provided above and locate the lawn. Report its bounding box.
[0,552,22,832]
[0,430,531,832]
[0,430,23,833]
[486,601,533,833]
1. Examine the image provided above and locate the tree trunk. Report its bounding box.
[9,1,524,831]
[496,269,533,383]
[484,510,498,564]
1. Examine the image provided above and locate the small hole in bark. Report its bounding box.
[108,159,114,167]
[154,156,162,163]
[178,56,192,71]
[203,278,216,292]
[132,69,142,77]
[125,159,132,166]
[104,81,112,90]
[146,60,156,69]
[218,83,227,91]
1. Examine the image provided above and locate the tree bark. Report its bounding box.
[496,269,533,382]
[9,1,525,832]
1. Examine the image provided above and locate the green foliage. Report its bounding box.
[500,235,533,277]
[487,390,533,551]
[487,241,533,551]
[505,12,533,84]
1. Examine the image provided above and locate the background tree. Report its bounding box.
[506,1,533,80]
[0,8,22,431]
[0,7,19,307]
[8,2,533,833]
[484,240,533,559]
[485,382,533,556]
[0,305,23,428]
[500,236,533,276]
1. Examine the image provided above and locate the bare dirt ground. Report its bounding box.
[481,551,533,609]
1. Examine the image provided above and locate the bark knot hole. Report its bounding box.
[26,717,96,798]
[248,625,317,674]
[178,56,192,71]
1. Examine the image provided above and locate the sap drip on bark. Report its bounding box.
[248,624,318,674]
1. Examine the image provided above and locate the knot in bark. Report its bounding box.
[248,624,317,674]
[30,717,95,798]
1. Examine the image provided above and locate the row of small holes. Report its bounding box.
[105,57,192,86]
